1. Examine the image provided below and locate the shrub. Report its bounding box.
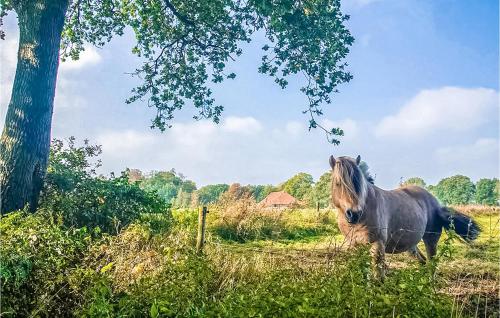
[39,138,171,234]
[74,225,212,317]
[0,211,92,317]
[211,192,337,242]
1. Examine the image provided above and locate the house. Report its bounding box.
[259,191,298,209]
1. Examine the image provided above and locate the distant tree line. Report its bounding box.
[127,167,499,209]
[402,175,499,206]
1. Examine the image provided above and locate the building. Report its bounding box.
[259,191,298,209]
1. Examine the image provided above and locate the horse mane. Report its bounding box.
[358,161,375,185]
[332,157,372,208]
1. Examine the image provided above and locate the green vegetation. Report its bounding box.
[1,141,498,317]
[475,178,499,206]
[0,0,354,215]
[196,184,230,205]
[140,170,197,207]
[3,204,498,317]
[431,175,476,205]
[401,177,426,188]
[283,172,314,202]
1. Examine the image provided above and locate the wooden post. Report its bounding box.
[196,206,208,253]
[316,202,320,219]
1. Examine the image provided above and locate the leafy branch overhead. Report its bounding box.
[2,0,353,143]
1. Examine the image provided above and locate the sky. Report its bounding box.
[1,0,499,189]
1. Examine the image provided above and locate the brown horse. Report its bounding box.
[329,155,480,280]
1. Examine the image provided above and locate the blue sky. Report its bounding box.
[1,0,498,188]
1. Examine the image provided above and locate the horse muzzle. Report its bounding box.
[345,209,362,224]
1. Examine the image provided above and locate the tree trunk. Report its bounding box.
[0,0,69,214]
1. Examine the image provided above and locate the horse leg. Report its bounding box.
[407,246,427,264]
[423,232,441,259]
[370,240,386,281]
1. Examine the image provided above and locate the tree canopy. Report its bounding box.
[196,184,230,205]
[475,178,499,206]
[401,177,426,188]
[1,0,353,138]
[431,175,475,205]
[140,170,197,205]
[0,0,354,214]
[283,172,314,201]
[308,171,331,208]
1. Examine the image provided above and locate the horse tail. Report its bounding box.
[437,207,481,242]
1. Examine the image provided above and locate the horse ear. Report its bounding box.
[356,155,361,165]
[329,155,336,169]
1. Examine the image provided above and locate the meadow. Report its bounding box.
[2,200,497,317]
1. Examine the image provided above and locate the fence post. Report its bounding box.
[196,206,208,253]
[316,202,320,219]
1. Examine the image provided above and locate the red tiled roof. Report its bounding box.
[260,191,297,207]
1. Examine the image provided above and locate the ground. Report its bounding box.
[197,205,499,317]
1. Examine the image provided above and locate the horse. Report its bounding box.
[329,155,480,280]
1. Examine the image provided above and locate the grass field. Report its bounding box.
[2,205,498,317]
[191,205,500,317]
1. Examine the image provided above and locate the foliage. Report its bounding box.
[196,184,230,205]
[140,169,197,207]
[401,177,426,188]
[307,172,331,208]
[211,197,336,242]
[247,184,276,202]
[73,230,453,318]
[283,172,314,201]
[0,211,92,317]
[432,175,475,205]
[475,178,499,206]
[40,138,172,234]
[0,0,352,140]
[2,204,498,317]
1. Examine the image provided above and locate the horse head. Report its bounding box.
[329,155,368,222]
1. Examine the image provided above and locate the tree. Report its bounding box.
[401,177,426,188]
[432,175,475,205]
[283,172,313,201]
[475,178,499,206]
[196,184,229,205]
[308,172,331,208]
[247,184,275,202]
[140,170,196,205]
[0,0,354,214]
[126,168,144,183]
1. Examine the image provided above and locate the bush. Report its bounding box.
[212,194,282,242]
[74,235,453,318]
[0,211,92,317]
[74,225,212,317]
[211,191,337,242]
[205,248,452,317]
[39,138,171,234]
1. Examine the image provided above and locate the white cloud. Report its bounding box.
[375,87,498,139]
[59,45,102,71]
[222,116,262,134]
[97,130,157,153]
[433,138,499,180]
[321,118,359,141]
[285,121,304,136]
